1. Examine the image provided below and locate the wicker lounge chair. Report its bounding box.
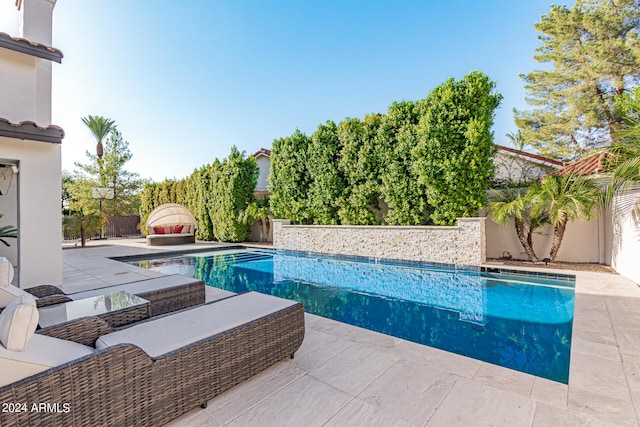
[25,274,205,317]
[0,291,305,427]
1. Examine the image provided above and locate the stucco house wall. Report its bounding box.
[610,186,640,284]
[0,0,62,287]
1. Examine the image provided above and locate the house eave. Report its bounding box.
[0,118,64,144]
[0,32,63,63]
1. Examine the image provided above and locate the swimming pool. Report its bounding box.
[127,248,574,383]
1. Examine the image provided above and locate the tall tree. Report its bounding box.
[81,115,115,179]
[378,101,429,225]
[515,0,640,160]
[269,130,311,223]
[67,128,144,216]
[306,121,344,224]
[209,147,258,242]
[336,115,383,225]
[413,71,502,225]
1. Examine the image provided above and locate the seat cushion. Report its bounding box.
[0,284,28,308]
[96,292,298,357]
[0,334,94,387]
[0,257,14,287]
[69,275,202,300]
[0,294,39,351]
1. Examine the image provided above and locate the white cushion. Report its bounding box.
[0,284,28,308]
[70,275,201,300]
[96,292,298,357]
[0,294,39,351]
[0,334,94,387]
[0,257,14,287]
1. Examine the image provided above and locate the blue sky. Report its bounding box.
[1,1,568,182]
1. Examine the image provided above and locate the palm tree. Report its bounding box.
[506,130,526,151]
[488,187,547,262]
[238,201,271,242]
[528,173,601,261]
[0,213,17,247]
[62,211,103,247]
[81,115,115,163]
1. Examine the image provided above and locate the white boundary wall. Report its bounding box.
[486,186,640,285]
[272,218,486,265]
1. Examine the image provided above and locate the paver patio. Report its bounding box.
[59,239,640,426]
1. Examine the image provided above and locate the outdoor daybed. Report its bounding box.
[145,203,196,246]
[0,291,305,427]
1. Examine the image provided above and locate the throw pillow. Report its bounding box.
[0,284,27,308]
[153,226,165,235]
[0,294,39,351]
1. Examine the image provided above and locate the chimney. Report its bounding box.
[18,0,57,46]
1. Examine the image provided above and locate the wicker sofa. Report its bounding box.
[0,291,305,427]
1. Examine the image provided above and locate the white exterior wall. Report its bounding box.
[0,137,62,286]
[486,216,604,263]
[273,218,486,266]
[0,0,61,287]
[0,50,39,124]
[255,155,270,191]
[610,187,640,285]
[492,151,557,185]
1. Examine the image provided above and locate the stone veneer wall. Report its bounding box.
[272,218,486,266]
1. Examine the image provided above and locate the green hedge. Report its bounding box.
[270,71,502,226]
[139,146,258,242]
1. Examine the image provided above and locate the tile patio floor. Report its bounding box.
[59,239,640,426]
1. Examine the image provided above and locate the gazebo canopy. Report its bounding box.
[146,203,196,229]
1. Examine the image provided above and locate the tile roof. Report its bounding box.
[252,148,271,158]
[553,151,615,176]
[0,32,63,63]
[494,144,564,166]
[0,118,65,144]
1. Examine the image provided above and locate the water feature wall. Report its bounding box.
[272,218,486,266]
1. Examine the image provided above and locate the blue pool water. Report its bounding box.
[127,249,574,383]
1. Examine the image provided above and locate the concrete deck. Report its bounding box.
[60,239,640,426]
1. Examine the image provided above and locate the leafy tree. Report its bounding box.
[488,187,548,262]
[413,71,502,225]
[209,147,258,242]
[269,130,311,223]
[67,128,144,216]
[528,173,601,261]
[306,121,344,224]
[336,115,383,225]
[515,0,640,160]
[378,101,429,225]
[62,212,103,247]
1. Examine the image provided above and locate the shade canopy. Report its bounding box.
[146,203,196,229]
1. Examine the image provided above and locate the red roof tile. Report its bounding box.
[0,32,63,63]
[553,151,615,176]
[252,148,271,158]
[0,118,65,144]
[494,144,564,166]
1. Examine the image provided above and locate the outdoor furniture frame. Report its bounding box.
[25,275,205,317]
[0,293,305,427]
